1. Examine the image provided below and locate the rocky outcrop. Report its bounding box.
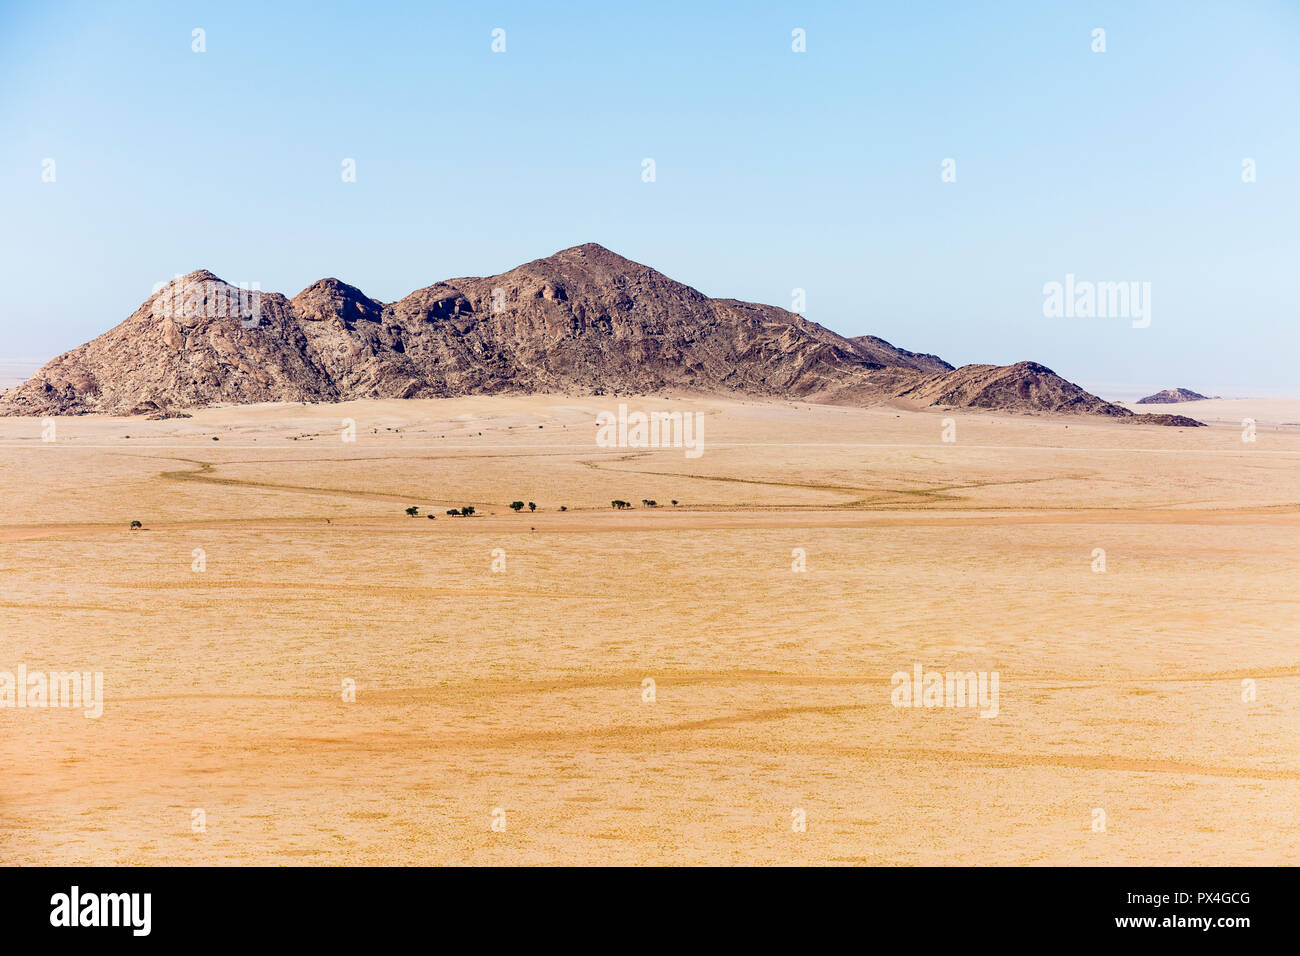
[1137,387,1216,404]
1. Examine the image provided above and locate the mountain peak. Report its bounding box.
[292,277,381,323]
[294,277,373,300]
[554,241,621,259]
[151,269,227,291]
[514,242,661,278]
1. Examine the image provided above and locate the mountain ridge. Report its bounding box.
[0,244,1202,426]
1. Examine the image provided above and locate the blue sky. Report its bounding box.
[2,0,1297,396]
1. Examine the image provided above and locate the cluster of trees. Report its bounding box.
[407,505,477,517]
[509,501,537,513]
[611,500,679,510]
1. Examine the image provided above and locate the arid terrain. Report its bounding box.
[2,395,1298,865]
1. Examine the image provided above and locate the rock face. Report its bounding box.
[0,243,1200,425]
[1137,387,1216,404]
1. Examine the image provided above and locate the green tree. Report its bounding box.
[405,506,420,516]
[510,501,525,512]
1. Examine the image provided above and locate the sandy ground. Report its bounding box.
[1,394,1298,865]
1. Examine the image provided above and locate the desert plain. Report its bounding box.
[1,394,1298,865]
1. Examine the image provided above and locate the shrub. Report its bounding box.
[510,501,525,512]
[405,506,420,516]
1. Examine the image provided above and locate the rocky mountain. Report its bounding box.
[0,243,1201,425]
[1137,387,1216,404]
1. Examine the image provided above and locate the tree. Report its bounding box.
[405,506,420,516]
[462,505,475,516]
[528,502,536,512]
[446,509,460,516]
[130,520,142,529]
[510,501,525,512]
[671,500,679,506]
[559,506,567,512]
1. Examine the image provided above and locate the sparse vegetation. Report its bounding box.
[559,506,567,512]
[510,501,525,512]
[611,500,631,509]
[129,520,142,530]
[405,506,420,516]
[528,502,536,512]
